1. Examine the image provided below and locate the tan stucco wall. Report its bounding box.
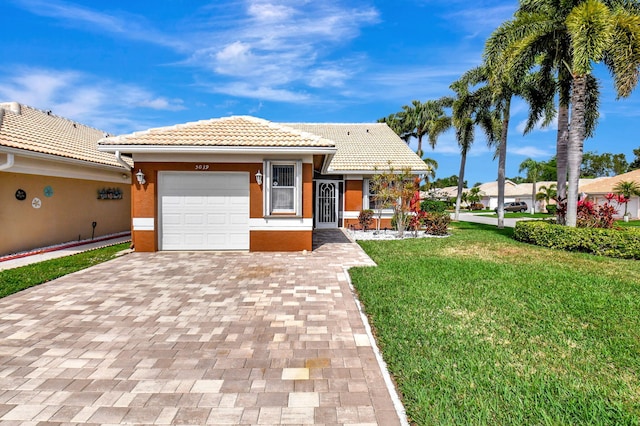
[0,172,131,256]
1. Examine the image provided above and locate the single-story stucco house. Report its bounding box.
[98,116,428,252]
[581,169,640,218]
[0,102,132,256]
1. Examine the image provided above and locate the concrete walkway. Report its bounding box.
[0,234,132,271]
[454,212,525,228]
[0,230,407,425]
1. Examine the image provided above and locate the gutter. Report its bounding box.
[99,145,337,155]
[0,153,15,171]
[115,150,132,171]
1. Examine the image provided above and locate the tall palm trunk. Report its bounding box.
[566,75,587,227]
[556,102,569,224]
[416,134,423,158]
[497,97,511,229]
[454,149,467,221]
[531,178,537,214]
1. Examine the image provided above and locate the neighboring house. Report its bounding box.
[98,116,428,252]
[0,102,132,256]
[476,180,521,210]
[424,186,459,200]
[580,169,640,218]
[472,179,599,212]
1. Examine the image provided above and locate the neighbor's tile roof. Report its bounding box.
[476,180,522,197]
[580,170,640,193]
[0,102,128,168]
[99,116,335,148]
[283,123,429,173]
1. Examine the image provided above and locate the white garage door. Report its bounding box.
[159,172,249,250]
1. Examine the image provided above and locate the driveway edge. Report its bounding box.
[343,265,410,426]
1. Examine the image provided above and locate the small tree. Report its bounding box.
[370,171,395,233]
[467,187,482,209]
[613,180,640,217]
[370,166,420,238]
[536,183,557,213]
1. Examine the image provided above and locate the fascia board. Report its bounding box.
[98,145,337,155]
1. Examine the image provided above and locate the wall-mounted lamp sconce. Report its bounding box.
[135,169,146,185]
[255,170,263,186]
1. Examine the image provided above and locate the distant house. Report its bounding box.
[580,169,640,218]
[441,179,600,212]
[98,116,428,252]
[0,102,132,256]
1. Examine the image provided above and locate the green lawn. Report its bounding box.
[616,219,640,227]
[350,222,640,425]
[0,243,130,298]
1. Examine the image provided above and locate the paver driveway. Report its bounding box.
[0,230,405,425]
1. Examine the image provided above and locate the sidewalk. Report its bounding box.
[0,233,131,270]
[454,212,525,228]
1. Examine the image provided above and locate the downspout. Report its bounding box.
[115,150,132,171]
[0,153,15,171]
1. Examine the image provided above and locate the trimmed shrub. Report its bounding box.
[420,199,447,213]
[358,209,374,231]
[546,205,557,215]
[514,220,640,259]
[422,212,451,236]
[469,203,484,211]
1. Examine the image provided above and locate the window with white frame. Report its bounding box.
[265,160,302,216]
[364,178,398,211]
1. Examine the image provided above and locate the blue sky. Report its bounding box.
[2,0,639,185]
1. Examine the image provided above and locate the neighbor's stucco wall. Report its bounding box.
[131,161,314,252]
[0,171,131,256]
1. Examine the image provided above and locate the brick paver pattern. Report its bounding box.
[0,230,404,425]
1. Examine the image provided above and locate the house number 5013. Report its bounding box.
[195,164,210,170]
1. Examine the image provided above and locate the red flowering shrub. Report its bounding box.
[576,199,616,228]
[557,196,617,229]
[408,191,426,236]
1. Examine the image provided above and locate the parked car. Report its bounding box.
[495,201,528,212]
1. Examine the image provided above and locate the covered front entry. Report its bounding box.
[158,172,249,250]
[315,180,339,228]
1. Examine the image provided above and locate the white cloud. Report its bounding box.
[207,81,310,103]
[442,3,517,37]
[247,2,295,21]
[508,146,553,158]
[0,66,185,132]
[12,0,187,50]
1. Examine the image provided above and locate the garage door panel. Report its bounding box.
[159,172,250,250]
[207,213,227,225]
[185,214,206,225]
[230,215,249,225]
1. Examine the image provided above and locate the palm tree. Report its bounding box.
[377,113,412,143]
[563,0,640,226]
[519,158,544,214]
[536,183,558,212]
[488,0,606,225]
[421,157,438,190]
[401,100,451,158]
[448,71,499,220]
[613,180,640,216]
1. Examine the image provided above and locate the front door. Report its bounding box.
[315,180,338,228]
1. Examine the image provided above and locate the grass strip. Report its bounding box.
[0,243,129,299]
[350,222,640,425]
